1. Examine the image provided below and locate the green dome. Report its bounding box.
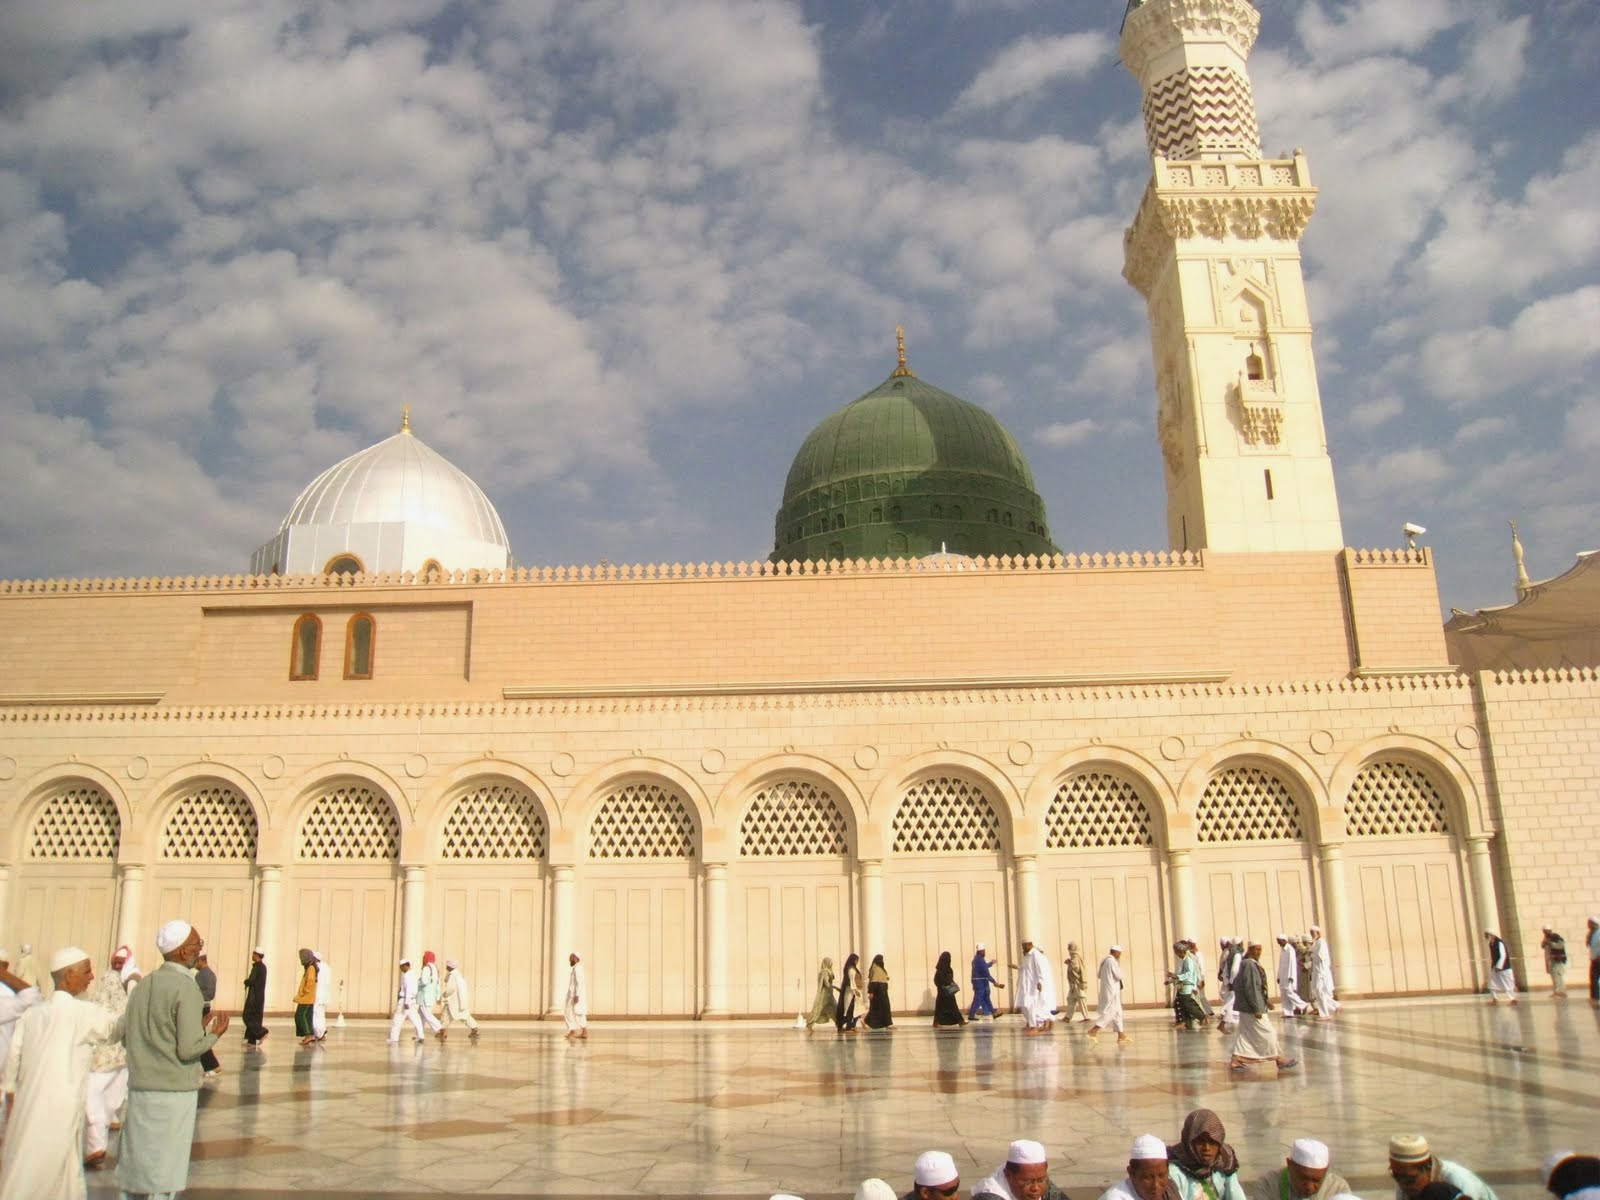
[772,367,1058,563]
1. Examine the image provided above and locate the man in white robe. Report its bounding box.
[564,953,588,1039]
[0,956,41,1143]
[387,958,426,1043]
[1086,945,1131,1045]
[1484,932,1516,1004]
[442,959,480,1039]
[12,946,42,991]
[0,947,123,1200]
[1015,940,1056,1033]
[1097,1135,1173,1200]
[1276,934,1309,1018]
[1309,926,1339,1019]
[311,950,332,1040]
[83,944,137,1168]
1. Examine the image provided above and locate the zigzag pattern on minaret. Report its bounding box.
[1141,66,1261,160]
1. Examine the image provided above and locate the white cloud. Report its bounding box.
[1418,286,1600,406]
[953,33,1110,113]
[1034,418,1098,448]
[1294,0,1461,66]
[1347,394,1403,431]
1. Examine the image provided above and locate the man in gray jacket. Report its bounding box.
[117,919,229,1199]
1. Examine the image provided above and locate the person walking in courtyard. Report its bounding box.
[1171,942,1205,1030]
[442,959,480,1039]
[118,919,228,1200]
[969,944,1003,1021]
[1086,944,1131,1045]
[1588,917,1600,1004]
[1167,1109,1247,1200]
[417,951,447,1039]
[1485,931,1516,1004]
[1309,926,1339,1019]
[1249,1139,1349,1200]
[865,954,894,1030]
[387,957,426,1044]
[0,947,122,1200]
[242,948,268,1047]
[805,957,836,1028]
[1217,937,1243,1034]
[1386,1134,1497,1200]
[196,949,222,1076]
[1227,942,1296,1072]
[83,944,136,1168]
[1014,939,1056,1033]
[294,948,319,1044]
[1063,943,1089,1022]
[311,949,331,1041]
[931,951,965,1027]
[1276,934,1309,1018]
[835,952,862,1033]
[1539,926,1568,998]
[564,952,588,1039]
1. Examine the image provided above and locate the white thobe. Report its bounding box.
[1017,948,1057,1027]
[1093,954,1125,1032]
[564,963,587,1032]
[0,990,122,1200]
[443,971,479,1032]
[387,971,425,1042]
[1277,944,1307,1016]
[0,984,40,1141]
[313,956,332,1037]
[1219,949,1242,1024]
[1310,937,1339,1015]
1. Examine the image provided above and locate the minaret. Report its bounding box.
[1120,0,1343,553]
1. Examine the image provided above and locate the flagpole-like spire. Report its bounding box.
[891,325,916,378]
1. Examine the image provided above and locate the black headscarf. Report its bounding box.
[934,950,954,988]
[1168,1109,1239,1179]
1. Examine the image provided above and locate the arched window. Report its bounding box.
[889,504,902,521]
[832,513,845,530]
[952,505,963,520]
[344,613,376,680]
[419,558,443,581]
[324,554,363,576]
[290,615,322,681]
[986,508,999,523]
[932,503,943,519]
[1003,512,1013,527]
[870,507,882,523]
[1245,350,1265,381]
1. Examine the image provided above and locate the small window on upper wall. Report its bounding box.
[419,558,443,581]
[290,614,322,681]
[345,613,376,680]
[1245,350,1266,381]
[325,553,363,576]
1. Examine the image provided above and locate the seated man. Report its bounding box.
[903,1151,960,1200]
[1251,1140,1349,1200]
[1542,1151,1600,1200]
[973,1139,1070,1200]
[1098,1136,1173,1200]
[1388,1135,1497,1200]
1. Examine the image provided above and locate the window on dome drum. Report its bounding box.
[344,613,376,680]
[290,614,321,681]
[987,508,999,523]
[420,558,443,581]
[890,504,902,521]
[324,553,363,575]
[1003,512,1013,527]
[870,507,882,523]
[932,503,943,519]
[832,513,845,530]
[828,541,844,559]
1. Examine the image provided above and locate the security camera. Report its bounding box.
[1402,521,1426,549]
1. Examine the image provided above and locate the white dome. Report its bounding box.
[279,423,509,549]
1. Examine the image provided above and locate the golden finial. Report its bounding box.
[401,404,412,434]
[891,325,916,378]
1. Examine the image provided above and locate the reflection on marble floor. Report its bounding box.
[70,996,1595,1199]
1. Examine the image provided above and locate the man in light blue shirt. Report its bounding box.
[1587,916,1599,1004]
[1388,1133,1496,1200]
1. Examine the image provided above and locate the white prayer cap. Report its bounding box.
[1329,1195,1362,1200]
[20,943,31,953]
[976,943,985,951]
[1109,944,1123,953]
[1290,1140,1330,1169]
[156,919,193,954]
[855,1180,898,1200]
[399,956,411,966]
[254,946,265,955]
[112,944,132,961]
[50,945,91,972]
[1388,1134,1430,1163]
[446,959,459,969]
[914,1151,958,1187]
[1543,1151,1580,1188]
[1008,1140,1047,1166]
[1130,1135,1167,1162]
[1276,932,1288,941]
[1309,924,1321,933]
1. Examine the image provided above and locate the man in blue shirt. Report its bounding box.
[969,944,1003,1020]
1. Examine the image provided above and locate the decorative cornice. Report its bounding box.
[1120,0,1261,80]
[0,692,165,707]
[503,670,1234,701]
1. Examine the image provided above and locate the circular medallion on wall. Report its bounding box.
[0,756,15,781]
[551,752,575,777]
[404,754,428,778]
[1309,730,1334,755]
[1160,736,1185,761]
[262,755,285,780]
[1008,741,1034,766]
[701,749,726,774]
[854,745,879,771]
[1455,726,1480,750]
[127,756,149,780]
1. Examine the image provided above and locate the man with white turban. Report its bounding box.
[1250,1140,1350,1200]
[1086,946,1131,1045]
[83,944,139,1168]
[117,918,228,1200]
[1276,935,1309,1019]
[442,959,481,1039]
[1014,940,1057,1034]
[1308,927,1339,1019]
[901,1150,959,1200]
[1099,1135,1173,1200]
[0,947,123,1200]
[564,952,588,1039]
[973,1138,1070,1200]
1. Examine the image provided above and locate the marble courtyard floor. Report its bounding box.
[78,997,1595,1199]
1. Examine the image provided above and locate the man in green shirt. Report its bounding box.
[117,918,229,1200]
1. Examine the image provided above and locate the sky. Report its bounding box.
[0,0,1596,616]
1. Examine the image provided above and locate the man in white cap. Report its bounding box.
[1061,943,1089,1022]
[1483,931,1516,1005]
[442,958,481,1039]
[1387,1133,1497,1200]
[242,947,268,1047]
[974,1138,1069,1200]
[902,1150,960,1200]
[1308,926,1339,1019]
[565,952,588,1039]
[311,949,332,1042]
[388,957,427,1043]
[1276,935,1309,1019]
[1098,1135,1172,1200]
[1215,938,1240,1034]
[1013,940,1056,1034]
[1229,942,1297,1073]
[1539,926,1568,999]
[0,953,41,1143]
[118,918,228,1200]
[0,947,123,1200]
[1086,945,1131,1046]
[1542,1149,1600,1200]
[83,944,138,1168]
[1250,1140,1349,1200]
